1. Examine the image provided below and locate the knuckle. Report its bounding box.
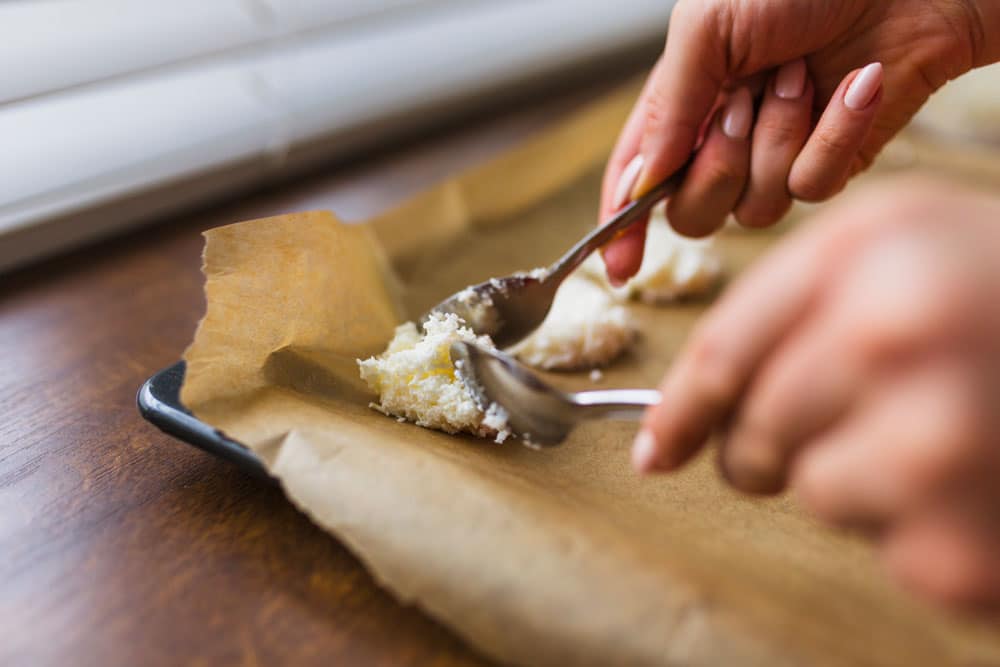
[641,102,704,156]
[686,330,740,407]
[756,115,804,147]
[850,331,892,368]
[642,86,670,129]
[849,316,920,368]
[706,157,745,186]
[788,128,863,203]
[856,280,966,365]
[789,173,843,203]
[642,89,672,137]
[901,402,981,496]
[812,125,855,159]
[843,259,969,367]
[792,456,846,523]
[912,284,968,340]
[849,307,918,364]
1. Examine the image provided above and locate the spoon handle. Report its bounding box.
[546,156,694,283]
[569,389,661,420]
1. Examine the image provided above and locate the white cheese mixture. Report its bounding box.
[358,312,511,443]
[509,274,636,371]
[581,204,723,304]
[357,216,720,437]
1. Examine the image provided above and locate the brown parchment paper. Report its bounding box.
[182,84,1000,666]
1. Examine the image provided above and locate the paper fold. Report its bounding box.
[181,85,1000,666]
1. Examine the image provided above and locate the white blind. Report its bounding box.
[0,0,672,272]
[0,0,430,104]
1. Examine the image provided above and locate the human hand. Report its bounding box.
[599,0,996,284]
[633,176,1000,611]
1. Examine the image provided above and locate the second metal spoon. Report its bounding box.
[450,341,660,446]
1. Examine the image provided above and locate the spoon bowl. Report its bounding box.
[450,341,660,446]
[423,158,692,347]
[430,272,558,349]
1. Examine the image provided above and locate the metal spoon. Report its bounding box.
[424,159,692,348]
[450,341,660,446]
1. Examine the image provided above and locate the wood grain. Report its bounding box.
[0,81,624,667]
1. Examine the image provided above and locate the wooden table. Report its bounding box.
[0,79,630,666]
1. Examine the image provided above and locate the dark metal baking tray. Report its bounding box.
[137,361,271,481]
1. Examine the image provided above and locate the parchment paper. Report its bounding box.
[182,84,1000,666]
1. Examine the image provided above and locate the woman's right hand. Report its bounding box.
[600,0,998,284]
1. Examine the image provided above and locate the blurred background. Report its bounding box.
[3,1,997,276]
[0,0,675,273]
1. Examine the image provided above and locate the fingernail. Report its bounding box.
[632,429,659,472]
[613,154,644,210]
[775,59,807,100]
[722,88,753,140]
[844,62,883,111]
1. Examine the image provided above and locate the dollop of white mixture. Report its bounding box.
[358,215,726,437]
[358,312,511,443]
[581,204,723,303]
[509,274,636,371]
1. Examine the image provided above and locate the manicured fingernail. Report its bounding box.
[613,154,644,210]
[844,62,883,111]
[775,59,807,100]
[632,429,659,472]
[722,88,753,140]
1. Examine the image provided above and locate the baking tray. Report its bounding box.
[137,362,271,480]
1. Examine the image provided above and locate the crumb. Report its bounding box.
[520,434,544,451]
[358,312,511,442]
[517,267,550,281]
[482,403,511,443]
[589,369,603,382]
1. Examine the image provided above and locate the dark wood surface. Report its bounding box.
[0,81,624,666]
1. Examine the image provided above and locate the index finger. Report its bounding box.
[599,61,663,225]
[599,66,664,283]
[633,211,856,473]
